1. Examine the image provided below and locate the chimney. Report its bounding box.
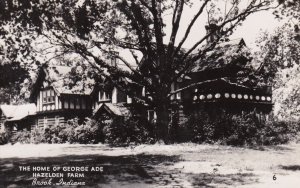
[205,23,220,43]
[295,25,300,41]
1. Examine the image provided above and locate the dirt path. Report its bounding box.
[0,143,299,187]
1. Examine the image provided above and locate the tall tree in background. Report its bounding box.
[0,0,277,141]
[254,0,300,120]
[0,2,32,104]
[0,62,30,104]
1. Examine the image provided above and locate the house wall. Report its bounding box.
[0,115,5,133]
[37,88,62,112]
[34,87,92,129]
[35,115,66,129]
[37,88,91,113]
[93,87,127,107]
[34,109,92,129]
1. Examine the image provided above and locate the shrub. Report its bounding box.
[259,119,299,145]
[0,131,11,145]
[37,118,105,144]
[5,118,105,144]
[186,110,299,146]
[31,127,46,144]
[10,130,31,144]
[68,118,104,144]
[103,115,155,146]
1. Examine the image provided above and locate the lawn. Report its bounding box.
[0,143,300,187]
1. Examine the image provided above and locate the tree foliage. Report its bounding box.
[255,1,300,119]
[0,0,277,141]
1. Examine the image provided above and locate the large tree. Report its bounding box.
[1,0,278,141]
[255,0,300,120]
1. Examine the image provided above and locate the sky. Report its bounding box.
[232,9,283,49]
[162,0,283,50]
[1,0,284,68]
[118,1,284,65]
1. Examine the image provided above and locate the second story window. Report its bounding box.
[43,90,55,104]
[99,91,111,101]
[42,89,56,111]
[110,51,119,67]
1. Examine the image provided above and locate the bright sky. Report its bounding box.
[119,1,283,65]
[232,10,283,49]
[161,1,283,50]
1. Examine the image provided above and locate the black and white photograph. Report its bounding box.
[0,0,299,187]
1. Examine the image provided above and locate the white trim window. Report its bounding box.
[147,110,157,123]
[55,116,59,126]
[44,117,48,128]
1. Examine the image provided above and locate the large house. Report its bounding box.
[0,38,273,133]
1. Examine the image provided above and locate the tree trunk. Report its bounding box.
[156,102,170,143]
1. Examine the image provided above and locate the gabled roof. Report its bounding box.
[190,38,250,73]
[182,78,272,95]
[30,65,95,100]
[47,66,94,95]
[94,103,130,117]
[0,104,36,121]
[0,105,17,118]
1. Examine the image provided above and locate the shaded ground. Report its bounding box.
[0,143,300,187]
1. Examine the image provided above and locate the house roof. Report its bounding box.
[0,104,36,121]
[30,65,95,100]
[94,103,130,117]
[180,78,272,95]
[0,105,17,118]
[190,38,250,73]
[46,66,95,95]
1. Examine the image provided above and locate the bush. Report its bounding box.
[186,111,299,146]
[31,127,46,144]
[103,116,155,146]
[7,118,105,144]
[259,119,299,145]
[43,118,105,144]
[71,118,104,144]
[10,130,31,144]
[0,131,11,145]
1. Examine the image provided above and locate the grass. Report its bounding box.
[0,143,300,187]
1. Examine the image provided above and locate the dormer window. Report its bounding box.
[43,90,55,104]
[98,91,111,101]
[41,89,56,111]
[111,57,117,67]
[171,82,181,100]
[110,52,119,67]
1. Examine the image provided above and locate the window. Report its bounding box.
[55,116,59,126]
[127,95,132,104]
[42,89,56,111]
[111,57,117,67]
[75,97,81,109]
[82,98,86,109]
[112,87,118,104]
[44,117,48,127]
[43,91,47,103]
[207,94,213,99]
[199,95,205,100]
[43,89,55,104]
[70,99,75,109]
[99,91,111,101]
[215,93,221,99]
[147,110,157,123]
[110,52,119,67]
[64,99,69,109]
[171,82,181,100]
[176,90,181,100]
